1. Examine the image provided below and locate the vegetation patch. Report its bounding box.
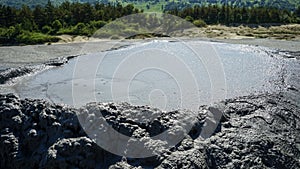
[16,31,60,45]
[0,1,300,45]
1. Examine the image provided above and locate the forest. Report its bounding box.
[1,0,300,11]
[0,1,140,44]
[0,1,300,45]
[168,4,300,25]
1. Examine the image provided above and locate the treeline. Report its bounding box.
[0,1,140,45]
[1,1,300,45]
[167,5,300,25]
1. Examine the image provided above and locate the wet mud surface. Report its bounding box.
[1,41,298,110]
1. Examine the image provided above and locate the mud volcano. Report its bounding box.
[0,41,299,168]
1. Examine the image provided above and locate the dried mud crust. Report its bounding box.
[0,90,299,169]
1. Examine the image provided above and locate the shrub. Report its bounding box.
[193,19,207,27]
[185,16,194,22]
[42,25,52,34]
[75,23,85,31]
[16,31,60,44]
[74,23,93,36]
[57,23,94,36]
[0,26,21,44]
[90,20,107,29]
[6,26,19,40]
[57,27,74,35]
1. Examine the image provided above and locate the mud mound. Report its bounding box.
[0,91,299,168]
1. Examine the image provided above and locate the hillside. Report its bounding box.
[0,0,299,11]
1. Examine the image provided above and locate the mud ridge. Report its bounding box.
[0,89,299,169]
[0,55,79,85]
[0,66,42,84]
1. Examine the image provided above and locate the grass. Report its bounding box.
[0,29,60,45]
[57,24,94,36]
[187,24,300,40]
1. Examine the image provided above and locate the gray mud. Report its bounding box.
[2,41,298,110]
[0,40,139,70]
[0,40,299,168]
[0,56,77,85]
[0,40,134,85]
[214,38,300,52]
[0,89,299,168]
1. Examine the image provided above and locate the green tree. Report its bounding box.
[296,6,300,17]
[18,5,35,30]
[52,20,62,34]
[33,5,46,29]
[45,0,55,24]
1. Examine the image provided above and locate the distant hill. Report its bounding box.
[0,0,299,11]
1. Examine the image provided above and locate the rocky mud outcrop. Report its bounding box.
[0,89,299,168]
[0,66,41,84]
[0,55,79,85]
